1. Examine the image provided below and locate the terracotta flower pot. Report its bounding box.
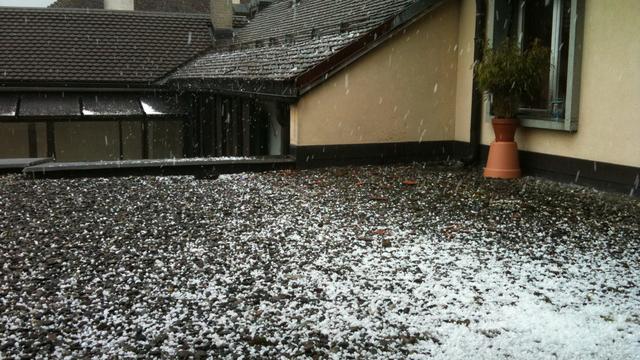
[491,117,519,142]
[484,117,522,179]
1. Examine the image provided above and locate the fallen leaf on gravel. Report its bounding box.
[335,169,349,177]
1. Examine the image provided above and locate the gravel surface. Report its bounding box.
[1,164,639,359]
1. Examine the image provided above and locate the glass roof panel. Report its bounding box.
[140,95,188,116]
[82,94,143,116]
[20,94,81,117]
[0,96,18,117]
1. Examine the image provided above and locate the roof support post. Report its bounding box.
[231,98,240,156]
[242,99,252,156]
[215,96,224,156]
[46,121,56,159]
[142,118,149,159]
[118,120,124,160]
[28,123,37,158]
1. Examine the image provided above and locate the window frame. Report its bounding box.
[486,0,585,132]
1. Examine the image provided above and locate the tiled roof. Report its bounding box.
[170,32,362,81]
[167,0,419,83]
[236,0,416,44]
[0,7,213,86]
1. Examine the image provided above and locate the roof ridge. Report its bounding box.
[0,6,210,19]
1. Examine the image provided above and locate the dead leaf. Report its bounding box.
[372,229,388,236]
[335,168,348,177]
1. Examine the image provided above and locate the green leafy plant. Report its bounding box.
[475,39,550,118]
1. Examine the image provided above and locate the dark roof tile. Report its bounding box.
[168,0,418,82]
[0,7,213,86]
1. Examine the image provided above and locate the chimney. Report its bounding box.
[211,0,234,41]
[104,0,134,11]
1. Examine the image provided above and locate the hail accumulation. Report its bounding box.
[0,164,639,359]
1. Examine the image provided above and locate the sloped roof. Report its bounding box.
[169,32,363,81]
[167,0,446,96]
[49,0,210,14]
[235,0,416,44]
[0,7,213,87]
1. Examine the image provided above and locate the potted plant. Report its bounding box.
[475,39,549,179]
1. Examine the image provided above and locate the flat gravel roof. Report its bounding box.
[1,164,638,358]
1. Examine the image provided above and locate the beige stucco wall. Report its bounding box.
[291,0,461,146]
[104,0,134,11]
[477,0,640,167]
[211,0,233,29]
[453,0,477,143]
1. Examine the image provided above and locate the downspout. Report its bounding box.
[463,0,486,165]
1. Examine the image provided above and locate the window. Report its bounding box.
[490,0,584,131]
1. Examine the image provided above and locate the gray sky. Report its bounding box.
[0,0,55,7]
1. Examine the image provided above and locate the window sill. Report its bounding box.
[519,116,576,132]
[485,109,578,132]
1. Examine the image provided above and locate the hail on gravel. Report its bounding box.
[0,165,638,359]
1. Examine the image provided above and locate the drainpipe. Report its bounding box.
[463,0,486,165]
